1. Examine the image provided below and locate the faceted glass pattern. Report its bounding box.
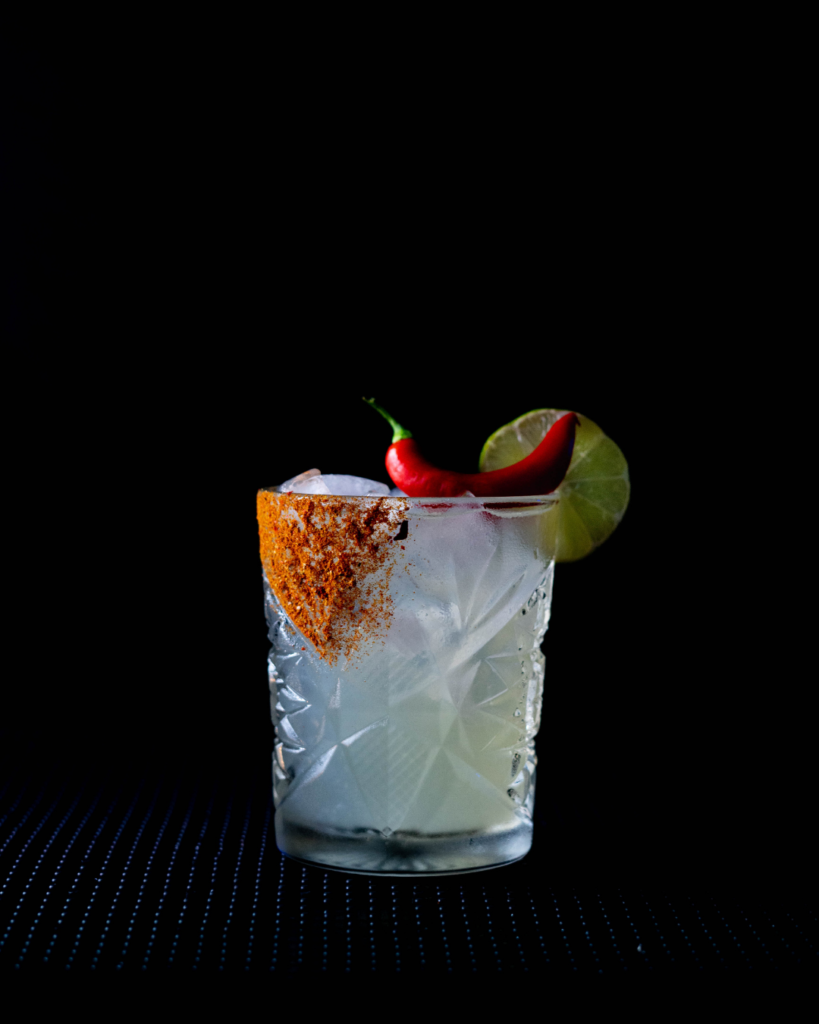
[264,495,557,874]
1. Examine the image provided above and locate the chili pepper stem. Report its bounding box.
[363,397,413,442]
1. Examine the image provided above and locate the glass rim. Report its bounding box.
[258,488,558,515]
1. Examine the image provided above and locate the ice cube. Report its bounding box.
[292,476,332,494]
[278,468,322,493]
[277,471,391,496]
[390,486,408,497]
[320,475,390,497]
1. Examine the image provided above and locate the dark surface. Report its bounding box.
[4,47,813,980]
[1,727,817,978]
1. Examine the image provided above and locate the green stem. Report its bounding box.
[363,397,413,442]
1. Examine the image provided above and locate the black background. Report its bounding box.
[4,46,809,901]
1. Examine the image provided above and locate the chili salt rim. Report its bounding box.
[256,490,409,665]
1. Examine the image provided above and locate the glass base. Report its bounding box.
[275,816,533,876]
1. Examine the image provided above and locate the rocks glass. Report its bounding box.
[257,489,557,875]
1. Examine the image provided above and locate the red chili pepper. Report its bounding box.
[365,399,579,498]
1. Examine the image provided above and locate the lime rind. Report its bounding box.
[478,408,629,563]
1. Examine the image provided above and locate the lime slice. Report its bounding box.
[479,409,630,562]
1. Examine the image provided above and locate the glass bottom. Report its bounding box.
[274,816,533,876]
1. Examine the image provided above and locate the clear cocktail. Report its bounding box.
[257,488,558,875]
